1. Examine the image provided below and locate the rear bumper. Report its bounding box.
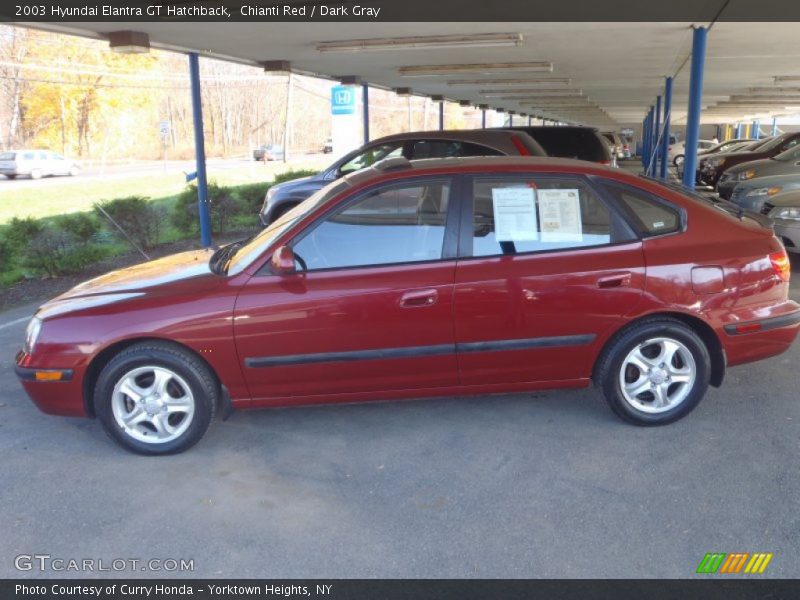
[722,308,800,367]
[15,351,88,417]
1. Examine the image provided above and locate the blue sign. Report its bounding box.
[331,85,356,115]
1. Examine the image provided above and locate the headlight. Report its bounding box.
[770,207,800,220]
[738,170,756,180]
[24,317,42,354]
[746,186,782,198]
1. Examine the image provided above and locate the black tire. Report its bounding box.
[595,317,711,426]
[673,155,684,167]
[269,202,298,223]
[93,341,217,455]
[6,174,16,180]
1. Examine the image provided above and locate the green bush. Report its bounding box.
[4,217,44,249]
[232,182,269,214]
[55,213,101,244]
[96,196,163,249]
[0,233,12,273]
[19,226,106,278]
[172,181,241,235]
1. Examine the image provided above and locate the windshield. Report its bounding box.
[226,179,351,275]
[774,144,800,162]
[753,134,790,153]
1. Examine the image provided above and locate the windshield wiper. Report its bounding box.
[209,242,241,275]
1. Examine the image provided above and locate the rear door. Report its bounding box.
[234,176,461,403]
[453,173,646,385]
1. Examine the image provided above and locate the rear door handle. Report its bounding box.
[400,289,438,308]
[597,273,632,289]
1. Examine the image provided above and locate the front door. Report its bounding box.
[234,177,460,404]
[454,173,646,385]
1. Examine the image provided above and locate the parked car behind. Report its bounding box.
[504,125,613,165]
[253,144,285,161]
[761,190,800,253]
[0,150,79,179]
[667,139,717,167]
[730,173,800,213]
[698,132,800,188]
[259,129,546,224]
[322,138,333,154]
[16,156,799,454]
[601,132,626,160]
[717,144,800,199]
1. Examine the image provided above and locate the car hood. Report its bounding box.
[724,157,777,175]
[733,172,800,192]
[766,190,800,207]
[38,249,216,319]
[270,174,325,194]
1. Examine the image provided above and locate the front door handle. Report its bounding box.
[597,273,632,289]
[400,289,438,308]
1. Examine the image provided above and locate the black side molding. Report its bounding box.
[14,365,74,382]
[724,311,800,335]
[245,334,596,369]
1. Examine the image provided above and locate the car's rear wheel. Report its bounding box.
[5,174,15,180]
[68,166,79,176]
[673,155,684,167]
[596,318,710,425]
[94,342,217,455]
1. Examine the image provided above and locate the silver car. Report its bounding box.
[0,150,80,179]
[730,173,800,213]
[761,190,800,254]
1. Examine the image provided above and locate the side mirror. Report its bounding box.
[270,245,297,275]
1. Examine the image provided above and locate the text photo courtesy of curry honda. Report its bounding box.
[2,1,800,594]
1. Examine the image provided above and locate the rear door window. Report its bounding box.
[526,129,608,162]
[408,140,503,159]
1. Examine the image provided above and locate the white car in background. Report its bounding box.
[0,150,80,179]
[667,138,717,167]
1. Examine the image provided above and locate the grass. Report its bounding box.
[0,157,329,225]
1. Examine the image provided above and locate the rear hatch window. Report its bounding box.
[0,152,16,160]
[523,128,609,162]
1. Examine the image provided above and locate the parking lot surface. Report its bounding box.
[0,265,798,579]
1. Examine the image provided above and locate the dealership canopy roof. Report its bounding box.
[29,21,800,128]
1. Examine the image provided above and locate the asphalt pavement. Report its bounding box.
[0,263,798,579]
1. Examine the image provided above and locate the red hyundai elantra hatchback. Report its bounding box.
[15,157,800,454]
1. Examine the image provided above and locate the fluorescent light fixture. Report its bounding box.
[774,76,800,83]
[317,33,523,53]
[749,87,800,94]
[480,89,583,97]
[448,77,570,86]
[108,31,150,54]
[399,62,553,77]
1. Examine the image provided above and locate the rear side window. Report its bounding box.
[0,152,15,160]
[525,129,609,162]
[408,140,503,159]
[22,152,34,160]
[600,182,681,237]
[470,176,633,257]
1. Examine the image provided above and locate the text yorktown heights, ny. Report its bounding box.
[42,4,382,19]
[16,583,334,597]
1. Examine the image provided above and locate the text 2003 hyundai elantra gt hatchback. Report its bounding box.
[15,157,800,454]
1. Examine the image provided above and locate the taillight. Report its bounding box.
[511,136,531,156]
[770,249,791,282]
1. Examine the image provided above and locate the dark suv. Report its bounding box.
[259,129,545,225]
[502,126,613,165]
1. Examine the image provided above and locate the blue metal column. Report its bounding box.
[682,26,708,189]
[643,109,652,168]
[735,123,743,138]
[651,95,662,176]
[659,77,673,180]
[438,101,444,130]
[188,52,211,248]
[752,120,760,140]
[362,84,370,144]
[772,118,778,136]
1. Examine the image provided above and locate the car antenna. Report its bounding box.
[94,204,151,260]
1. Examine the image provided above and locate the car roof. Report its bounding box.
[342,155,618,187]
[369,129,528,144]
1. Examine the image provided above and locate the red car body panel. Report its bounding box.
[15,157,800,418]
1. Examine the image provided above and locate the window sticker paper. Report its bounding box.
[491,186,539,242]
[539,189,583,242]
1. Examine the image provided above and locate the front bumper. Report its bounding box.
[773,219,800,253]
[717,179,737,200]
[15,351,88,417]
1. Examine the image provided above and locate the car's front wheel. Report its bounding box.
[94,342,217,455]
[596,318,710,425]
[673,155,684,167]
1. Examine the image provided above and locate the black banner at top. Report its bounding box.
[4,0,800,22]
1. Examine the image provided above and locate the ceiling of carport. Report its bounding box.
[29,21,800,129]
